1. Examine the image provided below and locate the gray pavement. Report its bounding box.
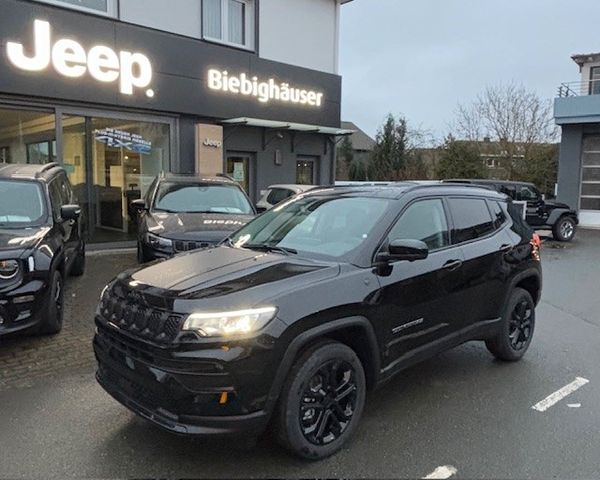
[1,231,600,478]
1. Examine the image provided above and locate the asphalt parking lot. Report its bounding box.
[1,231,600,479]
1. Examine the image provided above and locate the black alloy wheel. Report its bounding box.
[275,341,366,460]
[508,299,533,351]
[486,287,535,361]
[300,359,359,446]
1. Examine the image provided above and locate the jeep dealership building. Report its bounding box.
[0,0,351,244]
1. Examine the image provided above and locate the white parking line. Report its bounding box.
[532,377,589,412]
[423,465,458,479]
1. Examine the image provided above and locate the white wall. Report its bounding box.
[259,0,340,74]
[119,0,202,38]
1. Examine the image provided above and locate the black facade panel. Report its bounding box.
[0,0,342,127]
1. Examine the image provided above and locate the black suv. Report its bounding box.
[0,163,85,336]
[445,179,579,241]
[94,183,541,459]
[133,173,255,263]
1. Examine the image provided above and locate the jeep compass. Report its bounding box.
[94,183,542,459]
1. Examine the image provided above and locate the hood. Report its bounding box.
[146,211,254,242]
[120,246,340,312]
[0,226,49,257]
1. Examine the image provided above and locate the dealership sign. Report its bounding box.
[208,69,324,107]
[6,20,154,97]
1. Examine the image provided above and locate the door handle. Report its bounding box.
[500,244,513,253]
[442,259,463,271]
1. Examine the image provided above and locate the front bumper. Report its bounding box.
[0,279,49,336]
[93,321,277,437]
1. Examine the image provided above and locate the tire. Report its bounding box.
[38,269,65,335]
[275,340,366,460]
[70,244,86,277]
[486,287,535,362]
[137,242,148,264]
[552,216,576,242]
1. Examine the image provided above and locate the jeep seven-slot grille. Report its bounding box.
[174,240,211,252]
[99,288,183,345]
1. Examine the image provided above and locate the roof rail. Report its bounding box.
[35,162,60,178]
[403,182,497,194]
[216,173,236,181]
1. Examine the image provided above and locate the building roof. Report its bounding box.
[572,52,600,68]
[341,121,376,152]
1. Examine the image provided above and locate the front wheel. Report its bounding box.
[486,287,535,362]
[552,216,576,242]
[38,270,65,335]
[275,341,366,460]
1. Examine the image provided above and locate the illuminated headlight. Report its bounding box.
[145,232,173,251]
[0,260,19,280]
[182,307,277,337]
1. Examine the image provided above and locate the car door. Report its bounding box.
[447,196,513,326]
[374,198,466,365]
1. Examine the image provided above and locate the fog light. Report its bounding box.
[13,295,35,305]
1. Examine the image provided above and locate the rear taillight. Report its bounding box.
[531,233,541,261]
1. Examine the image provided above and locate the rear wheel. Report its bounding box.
[552,216,576,242]
[137,242,148,264]
[38,270,65,335]
[486,287,535,361]
[70,244,85,277]
[275,341,366,460]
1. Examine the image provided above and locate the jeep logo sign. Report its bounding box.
[6,20,154,97]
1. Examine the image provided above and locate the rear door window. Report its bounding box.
[448,198,495,244]
[488,200,507,229]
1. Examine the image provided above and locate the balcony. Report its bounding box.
[555,80,600,126]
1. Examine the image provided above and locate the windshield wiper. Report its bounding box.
[243,244,298,255]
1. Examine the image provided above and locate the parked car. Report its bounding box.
[0,163,85,336]
[94,183,541,460]
[444,179,579,241]
[133,173,256,263]
[256,184,317,212]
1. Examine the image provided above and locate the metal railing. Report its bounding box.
[558,79,600,97]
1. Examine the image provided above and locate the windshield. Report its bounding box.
[0,180,47,227]
[230,195,390,260]
[153,182,253,214]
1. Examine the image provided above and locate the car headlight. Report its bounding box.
[145,232,173,251]
[0,260,19,280]
[182,307,277,337]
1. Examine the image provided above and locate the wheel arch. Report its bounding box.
[511,270,542,306]
[265,316,381,414]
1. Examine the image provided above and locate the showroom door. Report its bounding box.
[227,152,255,199]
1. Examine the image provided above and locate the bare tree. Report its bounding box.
[453,83,557,179]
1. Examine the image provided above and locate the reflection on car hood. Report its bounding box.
[123,246,340,309]
[146,211,254,241]
[0,226,49,255]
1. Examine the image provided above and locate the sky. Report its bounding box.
[339,0,600,141]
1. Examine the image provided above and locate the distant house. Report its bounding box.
[336,121,376,180]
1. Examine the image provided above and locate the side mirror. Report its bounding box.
[378,239,429,263]
[60,204,81,221]
[131,198,148,213]
[256,206,267,214]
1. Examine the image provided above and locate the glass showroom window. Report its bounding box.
[34,0,118,17]
[203,0,255,50]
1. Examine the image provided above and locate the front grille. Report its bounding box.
[173,240,211,252]
[99,287,183,345]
